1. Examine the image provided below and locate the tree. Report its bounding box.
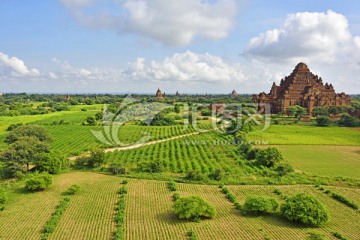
[174,104,181,113]
[5,125,52,144]
[255,147,283,167]
[328,106,340,115]
[173,196,216,222]
[88,149,105,168]
[186,170,206,181]
[83,116,97,126]
[316,116,331,126]
[36,151,69,174]
[281,193,329,226]
[25,172,53,191]
[312,107,329,116]
[1,136,50,172]
[294,105,307,119]
[275,163,294,176]
[285,106,297,117]
[208,169,224,181]
[95,112,103,121]
[338,113,360,127]
[242,196,279,214]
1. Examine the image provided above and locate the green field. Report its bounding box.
[2,173,358,239]
[276,145,360,179]
[248,125,360,145]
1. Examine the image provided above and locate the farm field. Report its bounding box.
[1,171,359,239]
[126,179,360,240]
[0,172,119,240]
[276,145,360,179]
[248,125,360,145]
[105,131,242,175]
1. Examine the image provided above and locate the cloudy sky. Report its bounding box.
[1,0,359,94]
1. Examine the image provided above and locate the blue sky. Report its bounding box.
[0,0,359,94]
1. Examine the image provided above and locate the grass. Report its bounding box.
[248,125,360,145]
[276,145,360,179]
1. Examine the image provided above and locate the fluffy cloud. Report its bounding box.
[0,52,40,77]
[124,50,245,84]
[243,10,360,64]
[59,0,237,46]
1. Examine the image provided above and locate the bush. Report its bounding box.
[0,189,8,204]
[316,116,331,126]
[243,196,279,215]
[325,190,358,210]
[119,186,127,194]
[173,192,180,201]
[307,230,327,240]
[173,196,216,222]
[281,193,329,226]
[186,170,206,181]
[168,181,177,191]
[255,147,284,167]
[108,163,126,174]
[25,172,53,191]
[187,229,198,240]
[208,169,224,181]
[332,232,349,240]
[121,180,128,185]
[275,163,294,176]
[66,184,80,195]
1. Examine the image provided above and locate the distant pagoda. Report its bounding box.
[231,89,238,96]
[155,88,164,99]
[253,63,351,113]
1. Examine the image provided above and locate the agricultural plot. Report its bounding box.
[227,185,360,240]
[0,172,120,240]
[125,180,360,240]
[276,145,360,179]
[248,125,360,145]
[105,131,242,175]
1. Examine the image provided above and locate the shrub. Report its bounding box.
[316,116,331,126]
[173,196,216,222]
[0,189,8,204]
[168,181,177,191]
[187,229,198,240]
[332,232,349,240]
[275,163,294,176]
[307,230,327,240]
[66,184,80,195]
[119,186,127,194]
[121,180,128,185]
[255,147,284,167]
[208,169,224,181]
[281,193,329,226]
[108,163,126,174]
[325,190,358,210]
[25,172,53,191]
[243,196,279,215]
[186,170,206,181]
[173,192,180,201]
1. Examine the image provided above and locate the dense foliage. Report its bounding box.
[25,172,53,191]
[255,147,284,167]
[242,196,279,214]
[316,116,332,126]
[173,196,216,222]
[281,193,329,226]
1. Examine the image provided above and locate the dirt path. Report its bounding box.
[68,130,209,161]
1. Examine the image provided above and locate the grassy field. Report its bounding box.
[1,172,359,239]
[276,145,360,179]
[248,125,360,145]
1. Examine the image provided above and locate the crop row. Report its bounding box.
[105,132,240,174]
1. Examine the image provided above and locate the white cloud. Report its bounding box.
[243,10,360,63]
[59,0,237,46]
[124,50,245,84]
[0,52,40,77]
